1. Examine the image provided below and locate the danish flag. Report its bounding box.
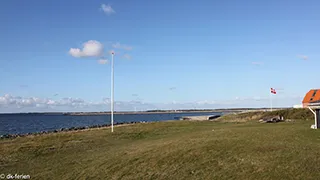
[271,88,276,94]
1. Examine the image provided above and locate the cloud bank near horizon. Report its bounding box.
[0,94,302,113]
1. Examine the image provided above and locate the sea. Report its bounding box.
[0,112,223,135]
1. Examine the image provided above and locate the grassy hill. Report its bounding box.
[1,109,320,179]
[219,108,314,122]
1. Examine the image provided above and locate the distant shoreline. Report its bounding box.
[0,110,225,116]
[0,108,287,116]
[63,109,255,116]
[64,111,227,116]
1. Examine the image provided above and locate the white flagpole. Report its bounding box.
[111,52,114,132]
[271,93,273,112]
[270,89,273,112]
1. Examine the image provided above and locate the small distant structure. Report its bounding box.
[303,89,320,129]
[293,104,303,108]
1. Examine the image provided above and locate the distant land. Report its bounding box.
[62,108,286,116]
[0,108,288,115]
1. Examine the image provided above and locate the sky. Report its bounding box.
[1,0,320,112]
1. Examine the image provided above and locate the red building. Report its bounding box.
[302,89,320,107]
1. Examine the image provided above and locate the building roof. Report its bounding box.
[302,89,320,104]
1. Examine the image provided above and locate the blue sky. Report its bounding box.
[0,0,320,112]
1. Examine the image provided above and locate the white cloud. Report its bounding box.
[297,55,308,60]
[158,96,303,110]
[0,95,88,110]
[0,97,7,105]
[101,4,115,15]
[112,42,132,51]
[69,40,104,58]
[98,59,108,64]
[102,98,110,103]
[69,48,83,58]
[0,94,154,113]
[47,100,56,105]
[195,100,217,105]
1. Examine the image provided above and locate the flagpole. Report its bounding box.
[270,93,273,112]
[270,89,273,112]
[111,52,114,132]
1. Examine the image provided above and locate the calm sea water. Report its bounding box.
[0,112,222,135]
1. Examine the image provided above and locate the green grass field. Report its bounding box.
[1,109,320,179]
